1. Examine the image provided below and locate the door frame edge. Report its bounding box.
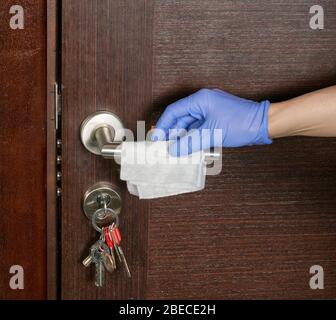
[46,0,59,300]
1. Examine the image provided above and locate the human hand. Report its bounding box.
[151,88,272,156]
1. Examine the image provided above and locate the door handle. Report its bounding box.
[81,111,125,160]
[80,111,221,162]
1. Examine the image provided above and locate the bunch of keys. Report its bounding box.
[82,206,131,287]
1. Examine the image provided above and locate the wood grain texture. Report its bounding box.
[0,0,47,299]
[148,140,336,299]
[148,0,336,299]
[47,0,58,300]
[62,0,336,299]
[61,0,153,299]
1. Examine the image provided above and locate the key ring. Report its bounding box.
[91,207,119,233]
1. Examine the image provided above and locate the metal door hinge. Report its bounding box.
[55,82,62,196]
[55,82,62,130]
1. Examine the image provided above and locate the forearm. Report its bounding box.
[268,86,336,139]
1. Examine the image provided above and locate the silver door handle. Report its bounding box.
[80,111,221,162]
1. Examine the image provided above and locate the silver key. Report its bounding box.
[117,246,132,278]
[91,246,105,287]
[99,227,116,273]
[84,240,110,287]
[82,239,105,268]
[101,249,116,274]
[109,224,131,278]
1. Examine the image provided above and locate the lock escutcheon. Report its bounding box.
[83,182,122,228]
[80,111,125,157]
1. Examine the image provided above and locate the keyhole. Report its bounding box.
[96,194,111,219]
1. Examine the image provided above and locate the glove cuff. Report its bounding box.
[260,100,273,145]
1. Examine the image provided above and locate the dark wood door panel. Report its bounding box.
[148,140,336,299]
[147,0,336,299]
[62,0,336,299]
[152,0,336,104]
[61,0,152,299]
[0,0,47,299]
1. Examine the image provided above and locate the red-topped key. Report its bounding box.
[109,224,131,278]
[107,224,122,262]
[105,227,114,250]
[110,226,121,245]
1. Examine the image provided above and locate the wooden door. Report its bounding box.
[61,0,336,299]
[0,0,49,299]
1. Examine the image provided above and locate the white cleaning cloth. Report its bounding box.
[120,141,206,199]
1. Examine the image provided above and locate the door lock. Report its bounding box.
[82,182,122,229]
[82,182,131,286]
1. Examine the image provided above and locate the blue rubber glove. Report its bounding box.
[151,89,272,156]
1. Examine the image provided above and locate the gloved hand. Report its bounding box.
[151,88,272,156]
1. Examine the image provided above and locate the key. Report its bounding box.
[99,229,116,273]
[110,248,116,270]
[94,253,104,287]
[91,244,105,287]
[106,225,122,263]
[101,249,116,274]
[82,238,106,268]
[82,240,101,268]
[87,240,110,287]
[109,225,132,278]
[117,246,131,278]
[103,228,117,273]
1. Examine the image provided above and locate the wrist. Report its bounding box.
[268,101,296,139]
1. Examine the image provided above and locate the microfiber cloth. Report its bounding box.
[120,141,206,199]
